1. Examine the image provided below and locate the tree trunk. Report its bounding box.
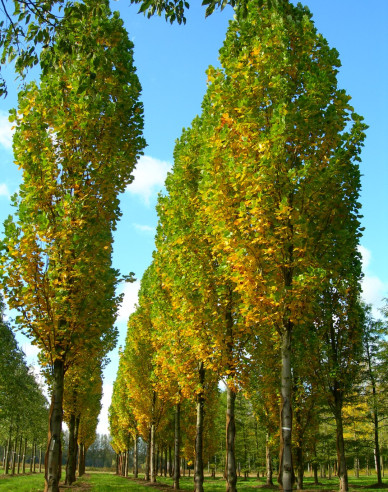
[30,440,34,473]
[78,443,86,477]
[334,399,348,492]
[65,413,77,484]
[279,326,294,492]
[150,422,156,479]
[295,407,304,490]
[22,438,27,474]
[194,362,205,492]
[173,402,181,490]
[372,394,382,485]
[164,446,168,477]
[225,384,237,492]
[145,435,150,481]
[133,433,138,478]
[266,436,273,485]
[17,436,22,474]
[39,447,42,473]
[169,445,173,477]
[11,438,16,475]
[354,458,359,478]
[5,428,12,474]
[33,440,37,473]
[44,358,65,492]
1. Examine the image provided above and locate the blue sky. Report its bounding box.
[0,0,387,433]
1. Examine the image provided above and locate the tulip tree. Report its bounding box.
[197,1,366,491]
[155,116,255,492]
[0,2,144,490]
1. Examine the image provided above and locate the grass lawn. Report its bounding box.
[0,471,387,491]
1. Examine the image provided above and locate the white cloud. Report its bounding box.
[361,275,387,308]
[133,223,155,234]
[22,342,41,362]
[97,383,113,435]
[117,280,140,322]
[0,183,10,198]
[127,155,171,205]
[359,245,388,317]
[0,111,14,151]
[358,245,371,270]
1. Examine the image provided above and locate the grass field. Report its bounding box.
[0,470,387,491]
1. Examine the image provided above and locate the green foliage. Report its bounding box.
[0,0,144,369]
[0,295,48,456]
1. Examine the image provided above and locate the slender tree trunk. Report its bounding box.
[65,413,77,484]
[150,393,156,483]
[266,436,273,485]
[226,384,237,492]
[279,326,294,492]
[333,398,348,492]
[125,450,128,477]
[145,435,150,481]
[164,446,167,477]
[295,408,304,490]
[169,445,173,477]
[133,433,138,478]
[44,358,65,492]
[17,436,22,474]
[78,443,86,477]
[173,402,181,490]
[313,462,318,484]
[30,440,34,473]
[39,447,42,473]
[74,417,80,479]
[22,438,27,474]
[372,393,382,485]
[11,438,16,475]
[5,427,12,474]
[33,440,37,473]
[296,444,303,490]
[194,362,205,492]
[354,457,359,478]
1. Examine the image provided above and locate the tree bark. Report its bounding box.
[226,384,237,492]
[44,358,65,492]
[173,402,181,490]
[11,438,16,475]
[33,440,37,473]
[5,427,12,475]
[17,436,22,474]
[266,437,273,485]
[150,391,157,483]
[145,434,150,481]
[295,407,304,490]
[194,362,205,492]
[279,327,294,492]
[65,413,77,485]
[78,443,86,477]
[133,433,138,478]
[333,398,348,492]
[372,385,382,484]
[169,445,173,477]
[22,438,27,474]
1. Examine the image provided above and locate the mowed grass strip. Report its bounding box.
[0,472,45,492]
[1,471,387,491]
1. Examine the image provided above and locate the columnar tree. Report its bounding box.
[0,2,144,490]
[155,116,255,492]
[197,2,366,491]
